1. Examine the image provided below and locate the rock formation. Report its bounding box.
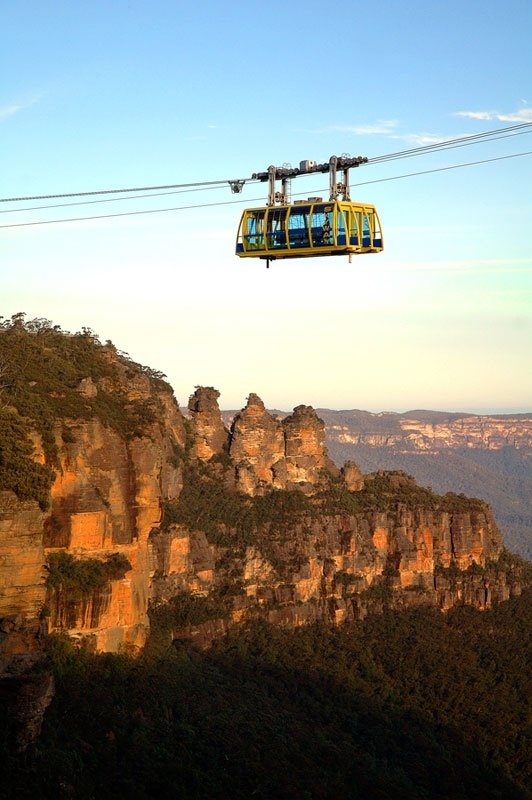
[341,461,365,491]
[229,394,336,494]
[229,393,285,493]
[283,404,337,488]
[188,386,228,460]
[0,319,529,748]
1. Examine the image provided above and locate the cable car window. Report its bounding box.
[267,208,288,249]
[311,204,333,247]
[288,206,310,248]
[349,210,360,245]
[362,212,371,246]
[337,210,346,245]
[246,211,265,250]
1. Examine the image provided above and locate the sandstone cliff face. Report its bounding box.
[0,357,526,666]
[326,413,532,451]
[229,393,285,492]
[1,379,519,659]
[0,492,46,619]
[150,482,511,646]
[42,389,185,651]
[188,387,228,460]
[0,492,52,751]
[283,404,335,488]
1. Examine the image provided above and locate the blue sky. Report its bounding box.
[2,0,531,412]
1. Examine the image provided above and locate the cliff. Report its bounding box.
[306,408,532,559]
[0,317,530,748]
[314,408,532,451]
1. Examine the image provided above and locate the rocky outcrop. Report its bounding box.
[0,329,528,664]
[188,387,228,460]
[0,492,46,620]
[228,395,338,495]
[40,377,185,652]
[229,394,285,493]
[1,378,521,660]
[283,404,337,488]
[150,525,216,601]
[1,370,525,663]
[342,461,365,491]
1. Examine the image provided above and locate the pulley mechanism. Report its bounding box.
[251,154,368,205]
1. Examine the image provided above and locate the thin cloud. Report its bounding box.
[454,106,532,123]
[332,120,400,135]
[302,121,473,148]
[389,132,453,146]
[0,104,23,121]
[0,93,44,122]
[295,119,400,136]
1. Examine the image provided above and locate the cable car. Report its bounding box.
[236,199,383,261]
[234,155,383,265]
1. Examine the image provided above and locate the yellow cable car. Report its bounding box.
[236,199,383,261]
[234,155,383,265]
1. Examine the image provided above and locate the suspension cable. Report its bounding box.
[1,150,530,230]
[1,121,530,206]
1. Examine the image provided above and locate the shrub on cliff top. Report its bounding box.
[318,472,486,515]
[0,407,55,509]
[45,551,132,596]
[0,314,169,470]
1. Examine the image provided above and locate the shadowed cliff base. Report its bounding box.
[1,591,530,799]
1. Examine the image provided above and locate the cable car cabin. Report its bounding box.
[235,199,383,262]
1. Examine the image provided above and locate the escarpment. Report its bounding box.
[0,319,530,746]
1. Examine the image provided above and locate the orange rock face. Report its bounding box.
[0,492,52,752]
[37,372,187,651]
[0,492,46,620]
[228,396,338,494]
[229,394,285,493]
[283,405,330,486]
[0,379,513,662]
[188,387,228,460]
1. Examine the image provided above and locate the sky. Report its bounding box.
[2,0,531,413]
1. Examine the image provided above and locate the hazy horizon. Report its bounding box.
[215,402,532,417]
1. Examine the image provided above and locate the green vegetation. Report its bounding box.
[360,581,394,604]
[45,551,132,597]
[435,549,532,586]
[0,314,170,507]
[318,472,486,515]
[149,590,231,635]
[0,407,54,509]
[163,464,315,576]
[2,589,530,799]
[487,548,532,583]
